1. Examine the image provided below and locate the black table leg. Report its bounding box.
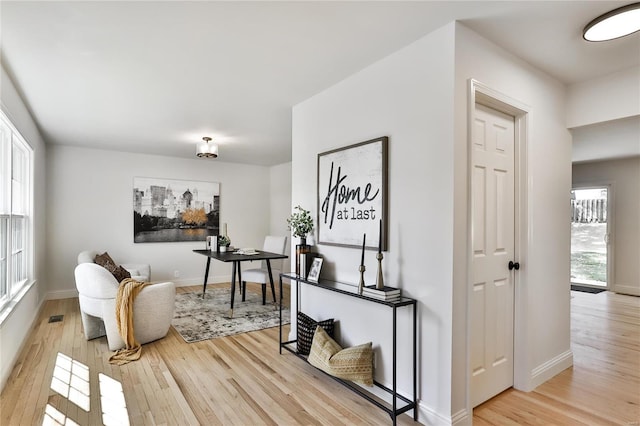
[413,302,418,421]
[266,260,276,303]
[239,263,246,302]
[279,274,283,354]
[229,261,237,317]
[202,257,212,298]
[392,306,397,426]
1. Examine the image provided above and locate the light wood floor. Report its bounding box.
[1,285,638,425]
[474,290,640,425]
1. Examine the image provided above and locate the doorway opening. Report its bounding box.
[570,187,609,288]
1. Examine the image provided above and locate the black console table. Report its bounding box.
[278,272,417,425]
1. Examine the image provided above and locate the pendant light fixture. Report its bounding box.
[583,2,640,41]
[196,136,218,158]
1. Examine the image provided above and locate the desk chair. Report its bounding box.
[242,236,287,304]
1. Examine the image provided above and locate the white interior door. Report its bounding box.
[470,103,516,407]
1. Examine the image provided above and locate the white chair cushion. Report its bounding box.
[243,268,281,284]
[102,282,176,350]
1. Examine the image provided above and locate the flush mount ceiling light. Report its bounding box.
[196,136,218,158]
[583,2,640,41]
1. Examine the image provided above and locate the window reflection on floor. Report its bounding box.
[99,373,130,426]
[50,353,90,412]
[43,352,130,426]
[43,404,80,426]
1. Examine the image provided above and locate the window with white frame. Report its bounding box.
[0,110,33,311]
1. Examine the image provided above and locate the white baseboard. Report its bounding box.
[171,278,203,287]
[529,349,573,390]
[417,400,464,426]
[47,289,79,300]
[47,275,235,298]
[613,283,640,296]
[451,408,470,426]
[163,275,233,288]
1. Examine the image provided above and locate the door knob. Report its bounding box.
[508,261,520,271]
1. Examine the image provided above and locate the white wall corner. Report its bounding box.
[451,408,470,426]
[527,349,573,391]
[47,289,80,300]
[418,400,465,426]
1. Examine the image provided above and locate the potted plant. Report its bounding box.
[287,205,314,245]
[218,235,231,252]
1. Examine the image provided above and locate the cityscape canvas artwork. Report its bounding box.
[133,177,220,243]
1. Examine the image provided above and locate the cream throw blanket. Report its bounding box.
[108,278,149,365]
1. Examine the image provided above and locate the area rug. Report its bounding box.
[172,288,290,343]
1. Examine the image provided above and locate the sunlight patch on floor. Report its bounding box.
[50,353,90,412]
[99,373,130,426]
[42,404,80,426]
[43,352,130,426]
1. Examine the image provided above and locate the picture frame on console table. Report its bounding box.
[307,257,323,283]
[317,137,388,250]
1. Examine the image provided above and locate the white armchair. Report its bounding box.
[75,251,175,350]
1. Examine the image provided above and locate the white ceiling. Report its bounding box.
[1,1,638,166]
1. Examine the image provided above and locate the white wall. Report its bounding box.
[270,162,292,273]
[0,64,48,391]
[566,66,640,129]
[573,157,640,296]
[292,21,573,425]
[46,145,272,297]
[293,23,457,424]
[571,116,640,163]
[454,23,573,419]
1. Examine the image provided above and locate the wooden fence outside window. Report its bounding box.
[571,199,607,223]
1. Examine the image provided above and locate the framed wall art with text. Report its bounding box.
[317,136,388,250]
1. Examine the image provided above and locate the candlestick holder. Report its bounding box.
[358,265,366,295]
[375,252,384,289]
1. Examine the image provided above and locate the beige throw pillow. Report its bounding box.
[308,326,373,386]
